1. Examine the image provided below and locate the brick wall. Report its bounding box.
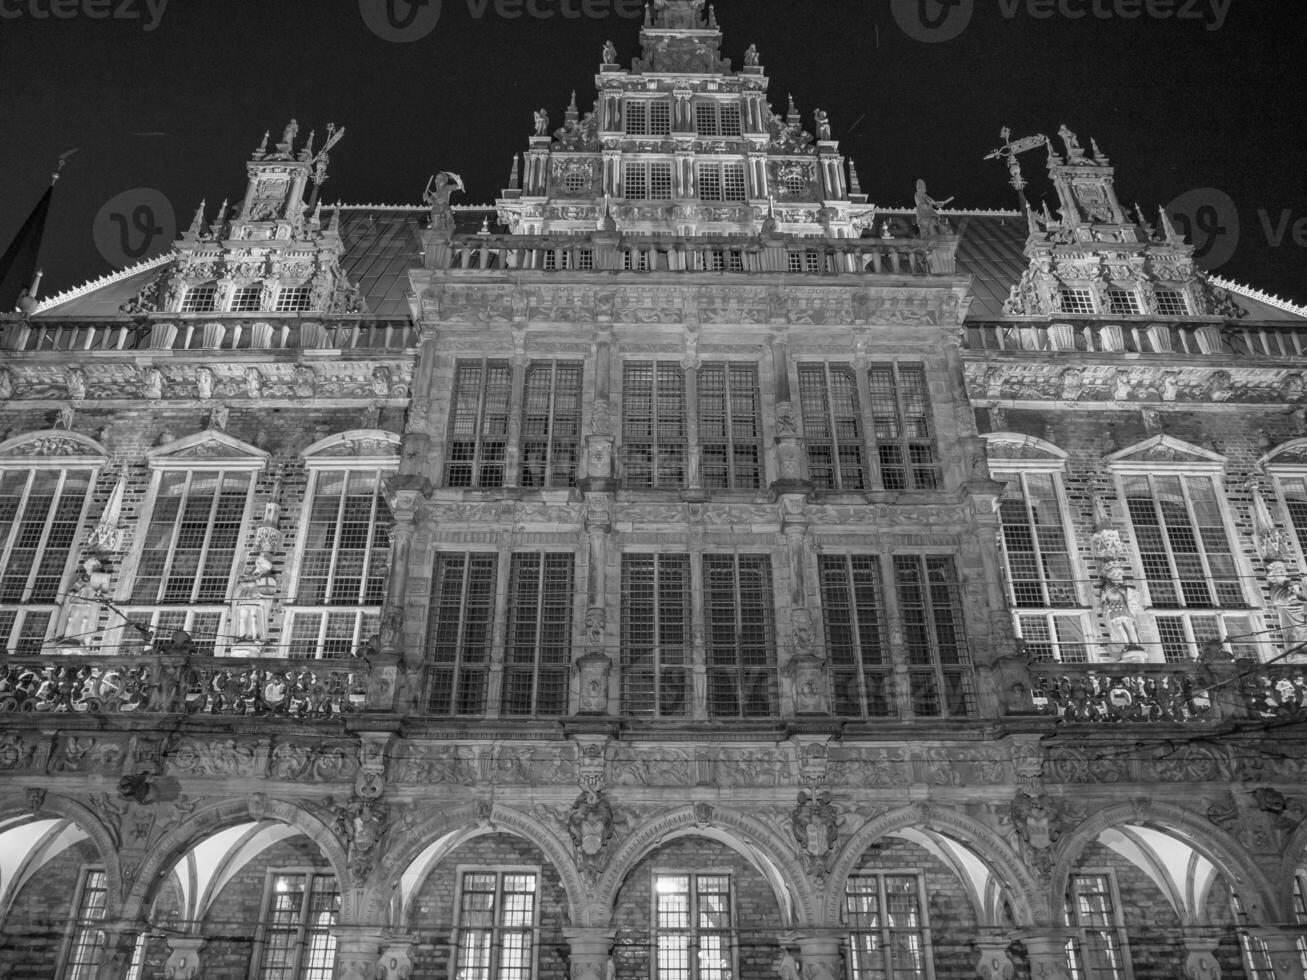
[0,838,102,980]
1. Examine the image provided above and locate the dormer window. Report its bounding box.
[694,101,741,137]
[230,284,263,313]
[275,285,313,312]
[1058,287,1095,315]
[1107,288,1141,316]
[180,284,218,313]
[626,99,672,136]
[1153,288,1189,317]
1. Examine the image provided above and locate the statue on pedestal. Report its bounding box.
[424,171,465,234]
[232,555,278,644]
[55,558,111,647]
[914,180,954,238]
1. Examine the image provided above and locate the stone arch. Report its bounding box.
[0,793,124,916]
[121,796,351,924]
[983,431,1070,463]
[1257,437,1307,472]
[367,803,586,928]
[1279,818,1307,915]
[0,430,110,462]
[301,429,401,459]
[826,804,1046,927]
[593,805,816,927]
[1051,800,1281,925]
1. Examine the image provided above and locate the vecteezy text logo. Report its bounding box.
[996,0,1232,32]
[0,0,169,31]
[92,189,176,270]
[358,0,443,42]
[890,0,975,43]
[1165,188,1239,271]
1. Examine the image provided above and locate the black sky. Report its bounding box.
[1,0,1304,304]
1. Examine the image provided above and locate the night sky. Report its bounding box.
[2,0,1305,304]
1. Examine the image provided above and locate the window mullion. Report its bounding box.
[1182,477,1221,595]
[0,470,34,578]
[23,470,64,601]
[155,472,185,603]
[324,472,346,604]
[1150,476,1184,603]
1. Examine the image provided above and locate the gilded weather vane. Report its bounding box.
[983,127,1048,210]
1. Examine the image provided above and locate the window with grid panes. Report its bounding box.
[623,161,673,200]
[1106,288,1141,315]
[1153,288,1189,317]
[694,102,742,136]
[130,470,250,650]
[1065,874,1129,980]
[0,466,92,654]
[1059,288,1095,315]
[653,872,734,980]
[288,468,393,659]
[820,555,896,717]
[703,555,776,717]
[1274,475,1307,558]
[696,163,747,202]
[1293,872,1307,970]
[520,361,582,488]
[626,100,672,136]
[59,868,107,980]
[798,364,867,491]
[624,249,651,271]
[1230,888,1277,980]
[455,871,539,980]
[254,871,339,980]
[275,285,313,312]
[698,363,762,490]
[868,365,940,490]
[502,553,574,716]
[446,360,512,488]
[845,874,932,980]
[622,554,691,717]
[230,284,263,312]
[622,362,687,489]
[894,556,972,717]
[180,284,217,312]
[1154,611,1257,664]
[425,553,497,715]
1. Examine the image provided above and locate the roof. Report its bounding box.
[31,206,1307,324]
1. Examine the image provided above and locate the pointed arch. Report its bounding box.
[826,804,1046,927]
[1051,801,1280,925]
[120,796,351,924]
[367,803,586,928]
[593,805,816,928]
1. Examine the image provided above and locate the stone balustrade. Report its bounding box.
[965,319,1307,360]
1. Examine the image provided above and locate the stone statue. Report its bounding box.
[56,558,111,646]
[233,555,278,643]
[1268,561,1307,650]
[195,367,215,401]
[602,40,617,65]
[534,108,550,137]
[1098,559,1144,655]
[424,171,465,233]
[1058,123,1084,160]
[914,180,954,237]
[814,108,831,141]
[282,119,299,148]
[743,44,759,67]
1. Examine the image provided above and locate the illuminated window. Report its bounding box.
[845,874,932,980]
[704,554,776,717]
[502,553,574,716]
[254,871,340,980]
[446,360,512,488]
[799,363,867,491]
[520,361,583,489]
[653,872,734,980]
[622,362,687,489]
[455,871,539,980]
[1230,888,1276,980]
[59,868,107,980]
[622,553,692,718]
[1065,874,1130,980]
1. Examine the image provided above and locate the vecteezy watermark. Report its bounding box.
[93,189,176,270]
[1164,188,1239,270]
[360,0,643,43]
[891,0,1230,42]
[0,0,168,31]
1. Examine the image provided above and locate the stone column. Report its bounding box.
[93,921,143,980]
[333,927,387,980]
[683,356,701,490]
[974,933,1016,980]
[1180,930,1224,980]
[504,355,528,488]
[770,336,805,489]
[1249,927,1306,980]
[163,936,206,980]
[1017,930,1075,980]
[377,935,418,979]
[563,928,616,980]
[795,933,844,980]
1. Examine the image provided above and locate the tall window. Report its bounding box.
[868,365,940,490]
[622,554,692,717]
[819,555,894,718]
[1122,472,1248,661]
[696,163,747,202]
[995,470,1088,663]
[653,873,734,980]
[1274,474,1307,558]
[0,466,92,654]
[894,556,972,717]
[1230,888,1276,980]
[703,555,776,717]
[255,871,339,980]
[502,553,574,716]
[1065,874,1129,980]
[447,360,512,489]
[693,102,742,136]
[626,100,672,136]
[425,553,498,715]
[845,874,931,980]
[521,361,582,489]
[1292,872,1307,970]
[798,364,867,491]
[60,868,107,980]
[698,363,762,490]
[623,161,673,200]
[288,468,393,659]
[623,362,687,489]
[455,871,539,980]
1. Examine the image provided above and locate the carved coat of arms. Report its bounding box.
[791,790,840,877]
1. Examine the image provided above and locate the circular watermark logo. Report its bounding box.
[1164,187,1240,271]
[92,188,176,270]
[359,0,443,42]
[890,0,974,43]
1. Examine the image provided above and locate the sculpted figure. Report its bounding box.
[602,40,617,65]
[423,171,464,233]
[534,108,550,137]
[914,180,954,237]
[743,44,759,67]
[233,555,278,643]
[814,108,831,141]
[1099,559,1144,655]
[56,558,111,646]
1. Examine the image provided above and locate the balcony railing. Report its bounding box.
[965,320,1307,360]
[1028,661,1307,725]
[0,653,369,719]
[0,317,418,354]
